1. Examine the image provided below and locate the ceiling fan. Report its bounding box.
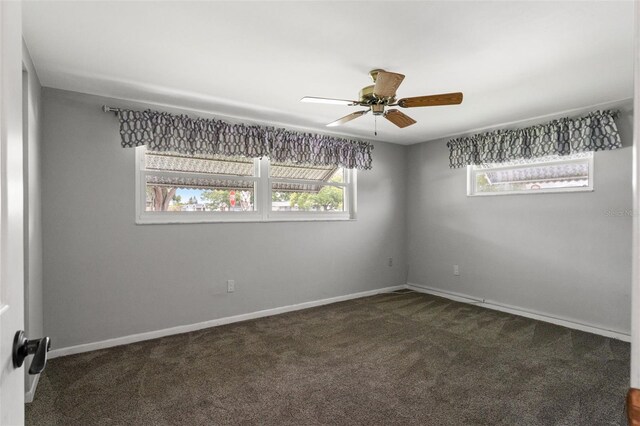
[300,69,463,133]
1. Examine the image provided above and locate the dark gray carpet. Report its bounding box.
[26,291,629,425]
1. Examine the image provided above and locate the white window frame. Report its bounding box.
[466,153,595,197]
[135,146,357,224]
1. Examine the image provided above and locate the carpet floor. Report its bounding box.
[26,290,629,425]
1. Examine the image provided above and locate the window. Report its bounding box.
[467,152,594,196]
[135,147,356,223]
[270,161,350,217]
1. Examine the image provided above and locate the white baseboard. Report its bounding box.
[49,282,626,360]
[48,285,406,359]
[25,373,40,403]
[406,283,631,342]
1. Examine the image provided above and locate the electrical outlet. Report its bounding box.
[227,280,235,293]
[453,265,460,276]
[388,258,393,267]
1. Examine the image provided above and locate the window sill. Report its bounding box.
[135,213,355,225]
[467,187,594,197]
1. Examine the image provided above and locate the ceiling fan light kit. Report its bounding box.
[300,69,463,134]
[371,104,385,115]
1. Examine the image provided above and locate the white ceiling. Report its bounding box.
[23,1,634,145]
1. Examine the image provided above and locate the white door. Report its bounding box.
[0,1,26,425]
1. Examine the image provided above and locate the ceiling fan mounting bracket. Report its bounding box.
[368,69,385,83]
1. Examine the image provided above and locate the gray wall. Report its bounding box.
[41,88,408,349]
[22,42,43,393]
[406,107,633,334]
[41,86,633,349]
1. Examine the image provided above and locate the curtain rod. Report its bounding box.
[102,105,121,114]
[100,104,374,148]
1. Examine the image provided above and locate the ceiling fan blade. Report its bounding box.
[373,71,405,99]
[384,109,416,128]
[397,92,463,108]
[326,110,369,127]
[300,96,358,106]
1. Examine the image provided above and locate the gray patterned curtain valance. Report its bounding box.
[446,110,621,169]
[266,128,373,170]
[116,109,373,170]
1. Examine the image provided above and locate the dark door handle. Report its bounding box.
[12,331,51,375]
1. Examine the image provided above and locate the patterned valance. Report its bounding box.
[115,109,373,170]
[267,128,373,171]
[446,110,621,168]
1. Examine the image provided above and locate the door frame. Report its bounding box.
[632,0,640,385]
[0,0,26,424]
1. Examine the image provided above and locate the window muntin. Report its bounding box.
[136,147,355,223]
[467,153,594,196]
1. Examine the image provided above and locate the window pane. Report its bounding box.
[145,176,255,212]
[270,161,343,183]
[145,151,255,176]
[272,185,344,212]
[473,159,590,194]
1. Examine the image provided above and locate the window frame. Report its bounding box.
[466,153,595,197]
[135,146,357,224]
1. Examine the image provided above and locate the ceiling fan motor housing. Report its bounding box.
[359,85,396,107]
[359,85,375,103]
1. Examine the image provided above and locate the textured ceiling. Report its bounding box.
[22,1,635,145]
